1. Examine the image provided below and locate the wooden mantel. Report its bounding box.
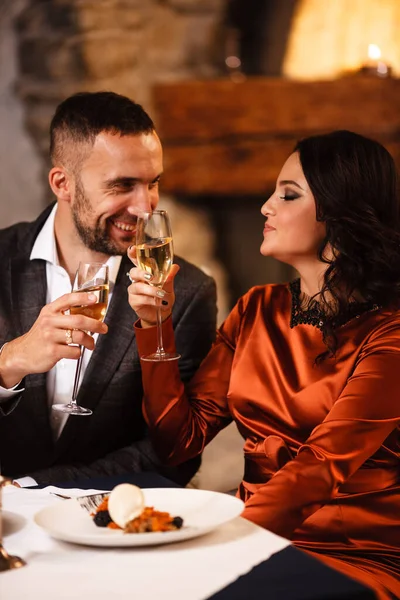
[152,77,400,196]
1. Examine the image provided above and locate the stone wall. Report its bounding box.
[0,0,44,227]
[15,0,226,167]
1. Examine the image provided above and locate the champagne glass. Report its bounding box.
[136,210,180,361]
[52,262,109,416]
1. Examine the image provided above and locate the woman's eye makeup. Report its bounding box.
[278,189,300,201]
[279,192,300,201]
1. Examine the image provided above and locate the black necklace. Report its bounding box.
[289,278,380,330]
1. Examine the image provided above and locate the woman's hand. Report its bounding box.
[127,262,180,328]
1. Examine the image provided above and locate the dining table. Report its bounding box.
[1,472,376,600]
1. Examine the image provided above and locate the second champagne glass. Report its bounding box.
[52,262,109,416]
[136,210,180,362]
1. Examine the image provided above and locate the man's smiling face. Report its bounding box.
[70,131,163,255]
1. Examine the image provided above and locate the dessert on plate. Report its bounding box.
[92,484,184,533]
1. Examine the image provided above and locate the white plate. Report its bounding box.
[34,487,244,547]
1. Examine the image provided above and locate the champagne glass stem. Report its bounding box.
[155,296,166,357]
[71,346,86,405]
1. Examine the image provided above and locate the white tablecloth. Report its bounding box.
[1,486,290,600]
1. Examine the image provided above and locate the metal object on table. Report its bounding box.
[49,492,73,500]
[0,475,26,572]
[50,491,110,513]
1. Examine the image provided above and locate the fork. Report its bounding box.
[50,491,110,513]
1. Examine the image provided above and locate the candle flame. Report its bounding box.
[368,44,381,60]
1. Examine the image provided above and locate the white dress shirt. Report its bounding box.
[0,205,122,485]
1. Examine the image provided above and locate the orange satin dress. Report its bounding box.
[137,283,400,600]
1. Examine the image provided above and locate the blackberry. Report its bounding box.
[93,510,112,527]
[171,516,184,529]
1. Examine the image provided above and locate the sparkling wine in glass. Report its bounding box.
[136,210,180,361]
[52,262,109,416]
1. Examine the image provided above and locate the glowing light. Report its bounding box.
[368,44,381,60]
[225,56,241,69]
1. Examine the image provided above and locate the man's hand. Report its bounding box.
[0,291,108,388]
[127,258,180,328]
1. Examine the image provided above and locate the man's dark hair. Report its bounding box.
[50,91,155,169]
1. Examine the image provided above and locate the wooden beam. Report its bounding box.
[161,138,294,196]
[152,77,400,196]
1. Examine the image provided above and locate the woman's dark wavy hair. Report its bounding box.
[294,130,400,360]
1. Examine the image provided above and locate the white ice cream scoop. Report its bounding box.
[108,483,145,528]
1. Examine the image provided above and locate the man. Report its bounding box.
[0,91,217,486]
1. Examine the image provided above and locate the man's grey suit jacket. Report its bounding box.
[0,205,217,485]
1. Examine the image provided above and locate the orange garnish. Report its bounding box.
[93,497,182,532]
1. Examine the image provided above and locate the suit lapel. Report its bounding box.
[55,255,136,454]
[8,202,54,341]
[10,257,47,338]
[10,256,51,436]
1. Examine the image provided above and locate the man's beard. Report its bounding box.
[72,179,125,256]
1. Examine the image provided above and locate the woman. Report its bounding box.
[128,131,400,600]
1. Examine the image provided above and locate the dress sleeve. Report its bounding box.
[243,317,400,539]
[137,296,247,464]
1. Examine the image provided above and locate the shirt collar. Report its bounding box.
[30,204,58,264]
[29,204,122,286]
